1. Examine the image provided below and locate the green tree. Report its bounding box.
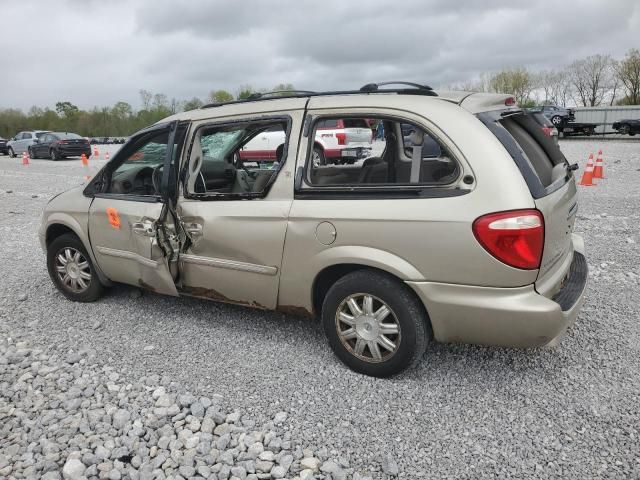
[55,101,79,118]
[183,97,204,111]
[488,68,535,106]
[208,90,234,103]
[236,85,254,100]
[616,48,640,105]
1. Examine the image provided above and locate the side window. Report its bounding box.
[23,133,32,140]
[41,134,51,143]
[106,126,185,196]
[305,116,458,187]
[185,120,288,197]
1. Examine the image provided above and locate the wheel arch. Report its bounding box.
[45,215,111,285]
[307,246,425,315]
[311,263,433,337]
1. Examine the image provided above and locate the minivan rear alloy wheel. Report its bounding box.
[322,269,430,377]
[47,233,105,302]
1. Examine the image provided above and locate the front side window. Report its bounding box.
[104,125,186,197]
[185,119,288,197]
[305,116,458,188]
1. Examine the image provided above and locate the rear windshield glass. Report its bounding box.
[479,111,569,195]
[57,133,83,139]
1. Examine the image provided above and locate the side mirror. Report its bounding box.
[32,138,39,144]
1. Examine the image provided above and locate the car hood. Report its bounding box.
[46,185,90,210]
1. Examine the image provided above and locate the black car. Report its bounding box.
[612,119,640,136]
[29,132,92,160]
[0,136,8,155]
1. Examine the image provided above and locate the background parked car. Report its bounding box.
[240,118,373,165]
[0,136,8,155]
[29,132,91,160]
[612,119,640,136]
[7,130,50,157]
[527,105,575,127]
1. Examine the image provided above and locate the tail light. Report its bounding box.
[541,126,554,137]
[335,132,346,145]
[57,140,68,144]
[505,97,516,106]
[473,209,544,270]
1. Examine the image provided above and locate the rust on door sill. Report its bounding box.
[178,286,268,310]
[276,305,314,318]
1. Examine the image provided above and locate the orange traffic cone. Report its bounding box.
[105,152,110,161]
[579,153,596,186]
[593,150,605,179]
[81,153,88,166]
[94,146,100,158]
[22,151,29,165]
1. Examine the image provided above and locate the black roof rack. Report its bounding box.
[200,82,437,109]
[246,90,317,101]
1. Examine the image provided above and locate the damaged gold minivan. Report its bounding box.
[40,83,587,377]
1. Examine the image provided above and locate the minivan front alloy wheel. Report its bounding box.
[47,233,104,302]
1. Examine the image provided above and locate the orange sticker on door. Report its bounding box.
[106,208,121,229]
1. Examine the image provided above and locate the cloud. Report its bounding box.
[0,0,638,110]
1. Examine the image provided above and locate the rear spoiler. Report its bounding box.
[459,93,519,114]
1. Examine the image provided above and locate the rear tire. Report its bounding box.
[47,233,105,302]
[50,149,58,161]
[322,269,430,377]
[551,115,563,127]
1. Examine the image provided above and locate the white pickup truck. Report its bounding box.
[240,118,373,165]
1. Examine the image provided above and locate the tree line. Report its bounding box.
[0,84,295,139]
[1,48,638,138]
[450,49,640,108]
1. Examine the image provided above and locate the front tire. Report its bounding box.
[322,269,430,377]
[312,146,325,167]
[8,147,16,158]
[47,233,105,302]
[28,147,36,159]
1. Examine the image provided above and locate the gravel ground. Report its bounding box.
[1,140,640,479]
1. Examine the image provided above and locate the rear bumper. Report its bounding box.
[407,235,587,348]
[57,146,91,157]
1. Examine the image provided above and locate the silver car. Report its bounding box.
[7,130,50,157]
[39,84,587,377]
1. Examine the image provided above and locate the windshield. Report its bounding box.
[201,130,245,161]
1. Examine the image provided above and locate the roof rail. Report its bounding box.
[360,81,436,95]
[246,90,316,101]
[200,82,438,109]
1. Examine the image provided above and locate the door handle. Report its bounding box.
[184,222,203,237]
[132,221,156,237]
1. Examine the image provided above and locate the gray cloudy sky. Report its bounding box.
[1,0,638,110]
